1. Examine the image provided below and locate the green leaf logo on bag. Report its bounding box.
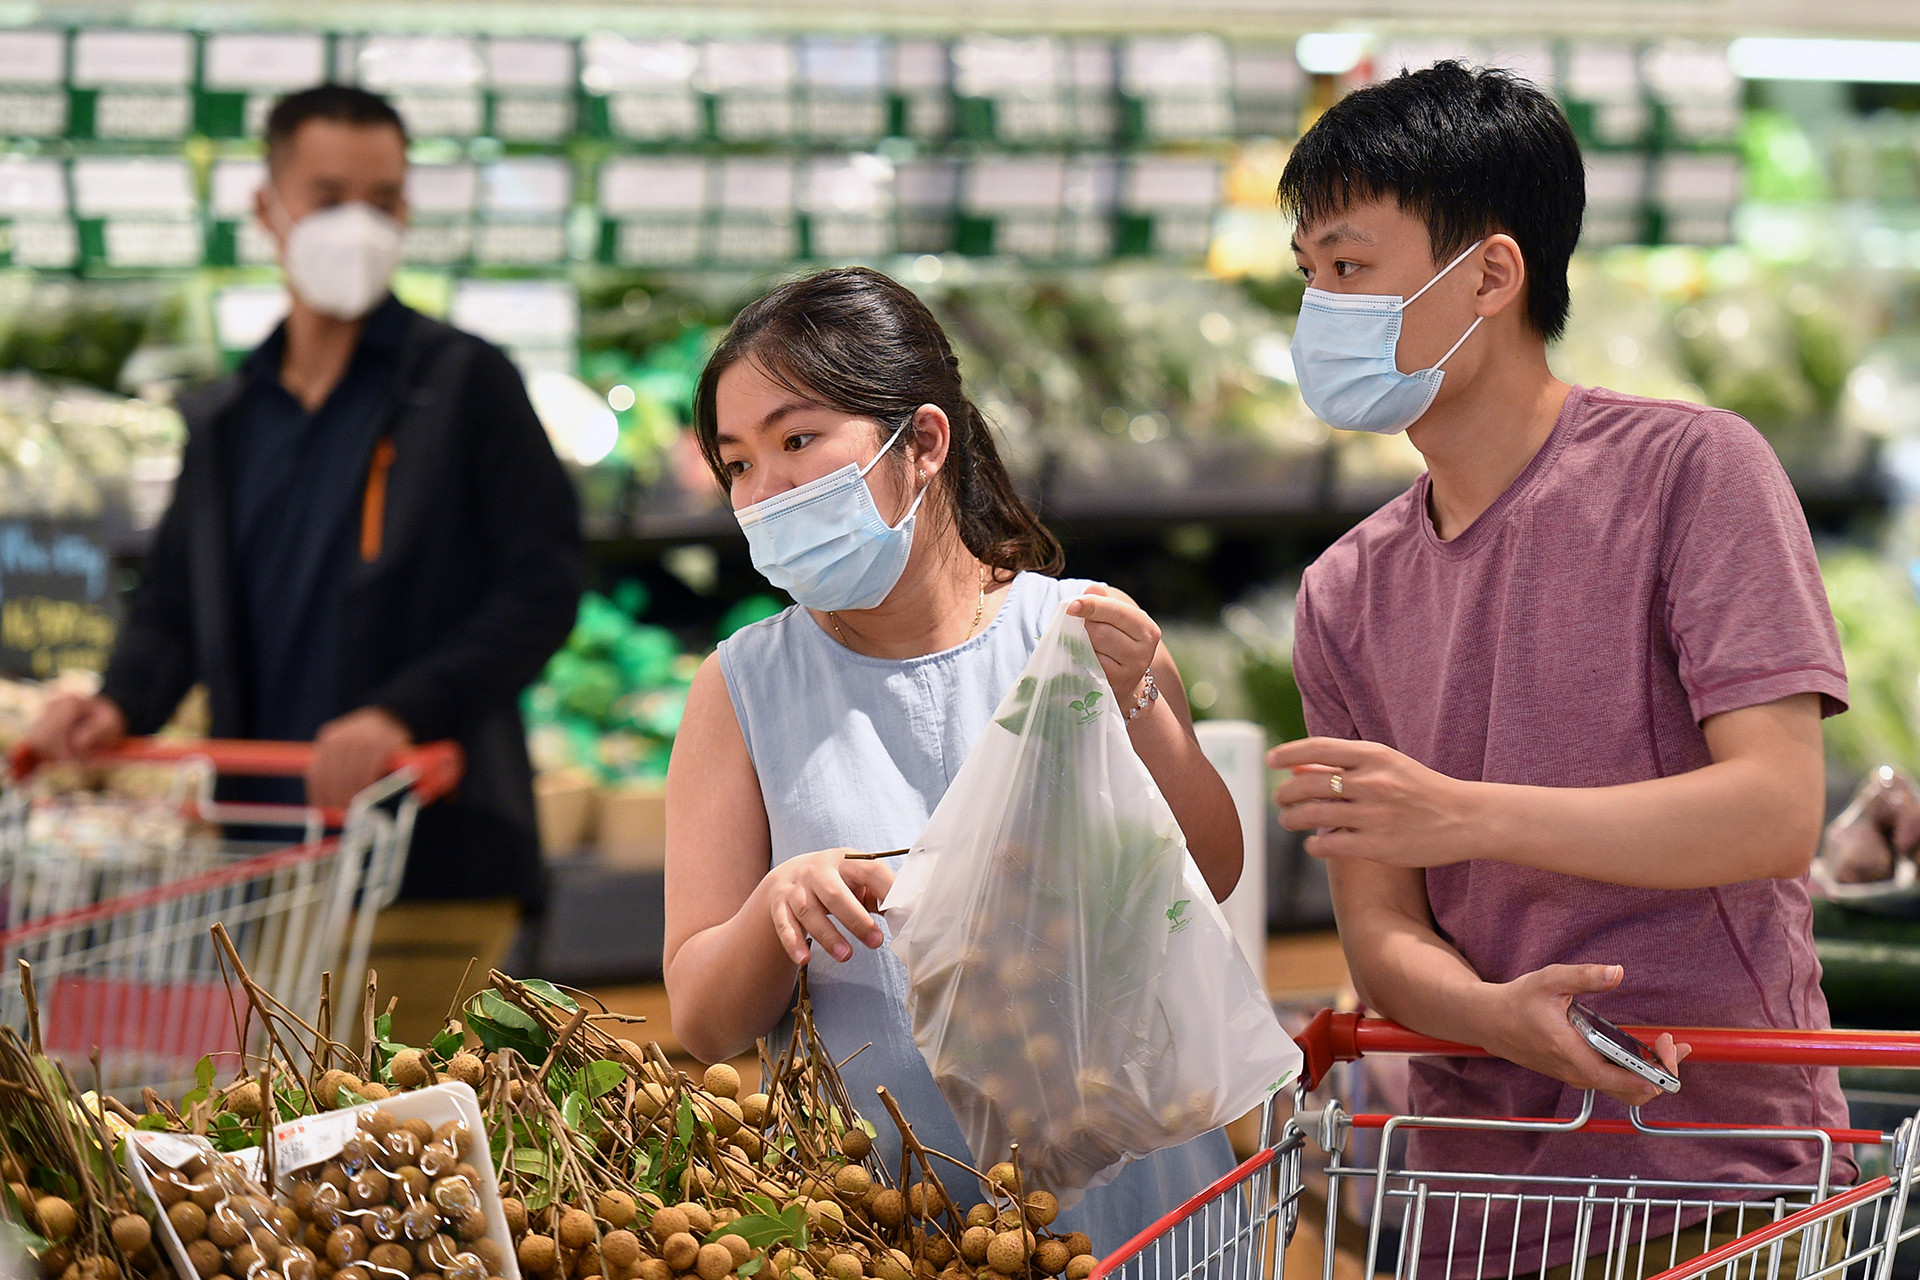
[1166,898,1192,933]
[1069,689,1104,724]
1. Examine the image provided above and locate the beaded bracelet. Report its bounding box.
[1125,668,1161,722]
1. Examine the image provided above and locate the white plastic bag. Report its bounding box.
[884,603,1301,1206]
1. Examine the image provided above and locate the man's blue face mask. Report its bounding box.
[1290,239,1486,435]
[734,417,928,613]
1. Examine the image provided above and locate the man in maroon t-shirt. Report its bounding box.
[1268,64,1851,1277]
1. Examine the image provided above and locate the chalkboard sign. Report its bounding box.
[0,520,118,678]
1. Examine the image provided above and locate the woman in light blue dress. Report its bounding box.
[662,267,1245,1252]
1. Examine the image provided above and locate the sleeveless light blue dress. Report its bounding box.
[716,570,1237,1251]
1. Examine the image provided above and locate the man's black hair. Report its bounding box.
[1278,61,1585,341]
[265,84,408,171]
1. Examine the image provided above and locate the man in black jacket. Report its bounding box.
[27,85,582,1037]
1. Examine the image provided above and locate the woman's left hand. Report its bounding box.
[1066,585,1160,710]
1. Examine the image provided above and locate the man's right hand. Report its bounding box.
[26,694,128,762]
[1478,963,1689,1109]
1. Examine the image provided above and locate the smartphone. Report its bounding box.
[1567,1002,1681,1094]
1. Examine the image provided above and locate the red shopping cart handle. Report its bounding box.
[7,737,464,807]
[1296,1008,1920,1090]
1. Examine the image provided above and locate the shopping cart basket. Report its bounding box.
[0,737,461,1098]
[1293,1009,1920,1280]
[1091,1090,1308,1280]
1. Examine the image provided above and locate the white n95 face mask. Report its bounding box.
[735,418,928,613]
[1290,239,1485,435]
[281,203,405,321]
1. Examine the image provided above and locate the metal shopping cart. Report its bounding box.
[0,737,461,1098]
[1291,1009,1920,1280]
[1091,1091,1308,1280]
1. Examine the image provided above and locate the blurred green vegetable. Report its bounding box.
[1822,548,1920,780]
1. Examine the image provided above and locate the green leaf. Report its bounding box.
[429,1029,464,1061]
[676,1097,695,1145]
[373,1013,392,1040]
[561,1091,589,1132]
[0,1218,48,1259]
[738,1259,765,1277]
[581,1060,626,1099]
[464,989,550,1059]
[517,979,580,1013]
[194,1056,215,1091]
[134,1114,170,1131]
[508,1149,551,1176]
[708,1213,798,1248]
[336,1087,369,1109]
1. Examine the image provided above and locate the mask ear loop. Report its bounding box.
[1399,238,1486,310]
[1429,315,1484,373]
[858,415,932,532]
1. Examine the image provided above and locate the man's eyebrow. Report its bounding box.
[1291,220,1375,254]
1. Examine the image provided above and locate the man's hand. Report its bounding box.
[26,694,127,762]
[1477,963,1690,1109]
[1270,737,1475,866]
[308,707,413,809]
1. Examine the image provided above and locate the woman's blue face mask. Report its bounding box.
[1290,239,1485,435]
[734,418,928,612]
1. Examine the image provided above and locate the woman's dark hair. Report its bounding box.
[694,266,1064,578]
[1277,61,1584,341]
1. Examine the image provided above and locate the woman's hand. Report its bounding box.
[764,850,897,966]
[1066,585,1160,711]
[1476,963,1690,1109]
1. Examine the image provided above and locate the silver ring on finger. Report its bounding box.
[1329,773,1345,797]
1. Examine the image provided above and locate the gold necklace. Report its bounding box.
[829,565,987,651]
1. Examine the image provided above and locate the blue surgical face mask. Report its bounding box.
[1290,239,1485,435]
[735,418,928,612]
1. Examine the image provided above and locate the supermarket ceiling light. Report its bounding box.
[1296,33,1370,77]
[1727,37,1920,84]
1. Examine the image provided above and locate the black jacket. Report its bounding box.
[101,308,583,908]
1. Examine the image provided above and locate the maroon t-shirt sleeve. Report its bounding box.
[1292,576,1362,739]
[1660,410,1849,723]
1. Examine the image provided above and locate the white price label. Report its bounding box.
[481,158,572,215]
[486,38,574,91]
[71,31,194,89]
[1122,36,1228,95]
[964,157,1066,214]
[133,1131,209,1169]
[204,33,327,90]
[0,159,68,216]
[211,159,266,220]
[954,36,1061,97]
[800,37,885,90]
[701,40,796,92]
[582,34,697,92]
[72,158,196,217]
[271,1108,356,1174]
[407,164,480,216]
[599,157,708,215]
[493,96,574,142]
[359,35,483,90]
[0,32,64,86]
[717,157,795,212]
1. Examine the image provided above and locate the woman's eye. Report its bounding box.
[724,459,747,477]
[783,433,815,452]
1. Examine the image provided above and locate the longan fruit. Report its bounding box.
[420,1233,465,1272]
[188,1180,225,1213]
[334,1267,373,1280]
[108,1215,150,1255]
[832,1166,869,1200]
[168,1200,209,1243]
[867,1189,905,1229]
[474,1238,506,1274]
[207,1208,248,1249]
[924,1238,955,1269]
[33,1197,77,1242]
[454,1207,489,1242]
[231,1242,270,1278]
[648,1205,689,1243]
[594,1190,636,1230]
[986,1233,1031,1276]
[348,1169,390,1208]
[1022,1189,1059,1228]
[788,1270,817,1280]
[986,1163,1019,1194]
[226,1080,264,1118]
[704,1097,743,1139]
[959,1229,991,1267]
[328,1226,370,1268]
[702,1063,740,1100]
[401,1117,434,1144]
[661,1233,699,1273]
[738,1093,769,1128]
[420,1141,459,1178]
[397,1166,432,1205]
[1034,1241,1071,1277]
[519,1235,559,1277]
[503,1197,529,1237]
[836,1127,872,1162]
[445,1053,486,1089]
[359,1082,392,1101]
[806,1200,845,1236]
[717,1236,752,1268]
[636,1262,672,1280]
[965,1205,995,1229]
[316,1069,363,1107]
[1063,1234,1092,1259]
[558,1208,596,1250]
[1064,1258,1095,1280]
[433,1176,479,1216]
[185,1239,223,1279]
[390,1050,431,1089]
[824,1255,862,1280]
[280,1245,319,1280]
[873,1250,911,1280]
[675,1203,713,1235]
[599,1230,640,1271]
[435,1120,474,1158]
